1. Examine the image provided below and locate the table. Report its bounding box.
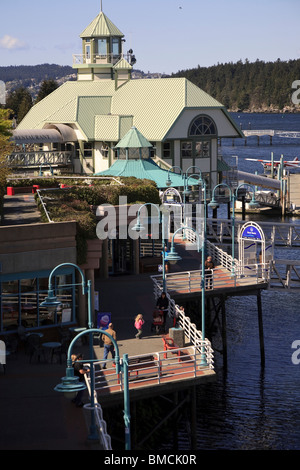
[69,327,88,345]
[42,342,62,363]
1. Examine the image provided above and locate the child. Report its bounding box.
[134,314,145,339]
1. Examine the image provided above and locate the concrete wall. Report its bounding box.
[0,221,77,275]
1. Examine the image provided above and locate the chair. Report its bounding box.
[27,334,45,363]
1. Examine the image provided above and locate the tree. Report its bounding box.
[35,79,59,104]
[6,87,33,123]
[0,108,13,203]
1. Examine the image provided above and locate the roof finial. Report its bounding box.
[100,0,103,12]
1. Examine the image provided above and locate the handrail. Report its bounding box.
[205,217,300,248]
[36,189,53,223]
[89,345,214,397]
[83,381,112,449]
[151,277,214,365]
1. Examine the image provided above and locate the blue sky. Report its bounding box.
[0,0,300,74]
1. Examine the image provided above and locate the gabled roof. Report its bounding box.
[80,11,124,38]
[115,126,152,149]
[96,158,200,189]
[17,78,242,141]
[114,58,132,70]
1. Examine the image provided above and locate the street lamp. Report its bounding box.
[53,328,131,450]
[40,262,131,449]
[165,225,207,366]
[209,183,259,275]
[132,203,169,291]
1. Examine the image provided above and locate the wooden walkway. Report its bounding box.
[90,343,215,406]
[152,265,268,300]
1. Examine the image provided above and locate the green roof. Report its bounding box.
[115,126,153,149]
[80,12,124,38]
[95,158,200,189]
[17,77,243,141]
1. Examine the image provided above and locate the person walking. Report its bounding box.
[156,291,169,330]
[134,314,145,339]
[102,323,117,369]
[204,255,215,289]
[71,353,90,407]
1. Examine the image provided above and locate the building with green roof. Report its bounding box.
[13,7,243,190]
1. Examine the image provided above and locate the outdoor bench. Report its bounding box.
[161,335,192,363]
[127,354,160,378]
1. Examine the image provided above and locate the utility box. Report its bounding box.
[169,327,185,348]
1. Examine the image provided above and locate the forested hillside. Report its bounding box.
[172,59,300,112]
[0,64,74,83]
[1,59,300,113]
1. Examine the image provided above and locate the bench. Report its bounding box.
[139,257,161,273]
[161,336,192,363]
[127,354,160,378]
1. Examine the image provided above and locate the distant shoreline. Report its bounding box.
[228,108,300,114]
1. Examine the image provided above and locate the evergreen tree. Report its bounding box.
[35,79,59,104]
[0,108,13,204]
[5,87,33,123]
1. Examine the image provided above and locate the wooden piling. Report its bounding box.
[257,291,265,367]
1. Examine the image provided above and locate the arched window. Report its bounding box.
[189,115,217,137]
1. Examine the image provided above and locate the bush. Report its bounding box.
[35,177,160,264]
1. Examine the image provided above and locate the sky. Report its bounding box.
[0,0,300,75]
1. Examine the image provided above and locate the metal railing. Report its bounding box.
[151,278,214,363]
[83,398,112,449]
[270,259,300,290]
[88,345,214,398]
[206,217,300,248]
[73,53,134,65]
[7,151,73,167]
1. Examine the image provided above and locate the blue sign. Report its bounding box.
[241,225,262,240]
[97,312,111,330]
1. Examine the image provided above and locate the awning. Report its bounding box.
[13,129,63,144]
[231,170,281,190]
[12,124,78,144]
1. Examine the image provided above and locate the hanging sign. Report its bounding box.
[241,224,262,240]
[97,312,111,330]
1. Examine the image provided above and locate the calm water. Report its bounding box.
[165,113,300,450]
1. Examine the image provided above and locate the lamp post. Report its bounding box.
[165,225,207,366]
[40,262,131,449]
[209,183,259,275]
[53,328,131,450]
[132,202,168,291]
[166,165,204,240]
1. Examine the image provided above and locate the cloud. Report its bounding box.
[0,35,28,50]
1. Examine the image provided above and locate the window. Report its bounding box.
[83,143,93,158]
[189,115,217,136]
[112,38,120,56]
[181,142,192,158]
[163,142,172,159]
[97,39,107,56]
[149,142,157,159]
[195,141,210,158]
[0,270,75,333]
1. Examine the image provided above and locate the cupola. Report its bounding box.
[73,7,136,86]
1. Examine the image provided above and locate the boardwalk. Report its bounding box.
[80,273,216,406]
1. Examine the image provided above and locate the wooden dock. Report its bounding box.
[89,339,215,406]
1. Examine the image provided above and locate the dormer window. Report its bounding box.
[189,115,217,136]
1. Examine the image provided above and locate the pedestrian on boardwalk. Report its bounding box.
[156,291,169,328]
[204,255,215,289]
[134,314,145,339]
[71,353,90,407]
[102,323,117,369]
